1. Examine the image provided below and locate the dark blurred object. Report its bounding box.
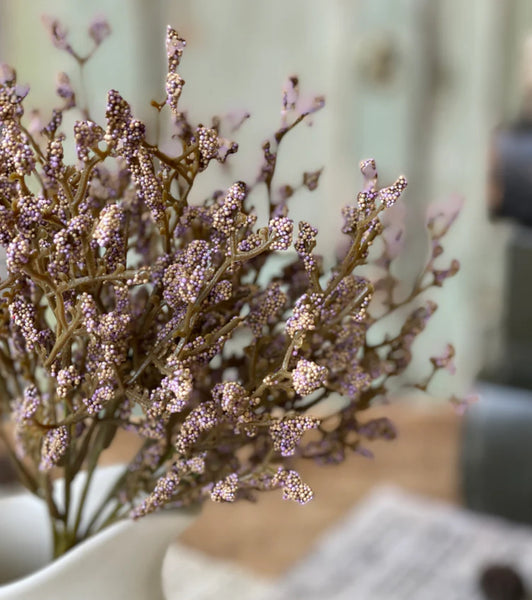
[479,224,532,389]
[489,121,532,226]
[489,33,532,228]
[480,564,527,600]
[499,226,532,389]
[484,122,532,388]
[0,455,17,485]
[482,36,532,389]
[461,385,532,525]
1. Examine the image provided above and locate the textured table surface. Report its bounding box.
[258,486,532,600]
[179,401,462,577]
[0,401,462,589]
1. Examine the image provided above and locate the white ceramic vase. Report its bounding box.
[0,465,198,600]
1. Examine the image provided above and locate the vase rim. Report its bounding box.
[0,464,200,594]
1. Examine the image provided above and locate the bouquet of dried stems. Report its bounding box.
[0,16,462,557]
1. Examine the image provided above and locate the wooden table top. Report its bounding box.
[0,401,462,578]
[181,401,462,577]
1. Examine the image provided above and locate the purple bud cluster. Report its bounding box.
[74,120,104,162]
[248,282,287,337]
[295,221,318,274]
[210,473,239,502]
[55,72,75,109]
[268,216,293,251]
[163,240,214,305]
[104,89,133,149]
[16,194,50,235]
[85,382,113,415]
[291,359,328,397]
[150,363,193,415]
[379,175,408,208]
[41,16,71,53]
[8,296,40,350]
[286,293,323,338]
[56,366,81,398]
[212,381,248,415]
[44,137,65,183]
[321,275,369,323]
[0,65,26,121]
[166,26,186,72]
[212,182,247,237]
[273,468,313,505]
[0,24,461,531]
[12,385,40,423]
[1,123,35,176]
[93,203,126,270]
[88,16,111,46]
[130,147,165,224]
[166,73,184,115]
[337,365,372,399]
[49,214,92,278]
[131,470,181,519]
[165,27,186,114]
[269,415,319,456]
[39,426,69,471]
[175,401,219,455]
[6,234,32,273]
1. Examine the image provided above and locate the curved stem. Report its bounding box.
[0,427,39,495]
